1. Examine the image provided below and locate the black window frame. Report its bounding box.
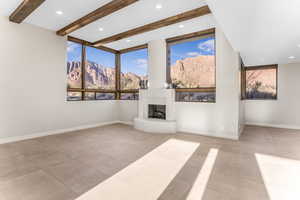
[241,64,278,100]
[166,28,216,103]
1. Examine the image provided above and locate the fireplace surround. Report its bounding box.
[133,40,177,134]
[133,88,177,133]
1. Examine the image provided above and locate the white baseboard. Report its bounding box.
[179,128,239,140]
[117,121,134,125]
[246,122,300,130]
[0,121,120,144]
[117,120,239,140]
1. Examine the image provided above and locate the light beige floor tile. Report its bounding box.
[0,144,21,160]
[43,159,109,195]
[202,188,230,200]
[27,151,73,168]
[0,170,76,200]
[0,155,39,183]
[158,179,191,200]
[0,124,299,200]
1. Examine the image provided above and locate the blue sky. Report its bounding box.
[67,41,115,68]
[67,37,215,75]
[86,46,115,68]
[170,37,215,65]
[67,41,82,62]
[121,48,148,76]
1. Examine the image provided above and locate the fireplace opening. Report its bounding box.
[148,104,166,120]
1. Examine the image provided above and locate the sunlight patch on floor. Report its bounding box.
[76,139,199,200]
[186,148,219,200]
[255,153,300,200]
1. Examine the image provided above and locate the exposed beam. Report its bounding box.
[166,28,215,43]
[68,36,119,54]
[9,0,45,23]
[57,0,139,36]
[93,5,211,46]
[119,44,148,54]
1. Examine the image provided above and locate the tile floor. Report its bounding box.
[0,124,299,200]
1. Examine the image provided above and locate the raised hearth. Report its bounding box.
[134,89,177,134]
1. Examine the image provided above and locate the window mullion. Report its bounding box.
[81,45,86,100]
[115,52,121,100]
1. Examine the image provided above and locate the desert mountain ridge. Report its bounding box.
[67,55,216,89]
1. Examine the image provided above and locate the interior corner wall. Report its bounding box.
[0,16,119,141]
[214,27,241,139]
[119,26,242,140]
[118,100,137,124]
[245,63,300,129]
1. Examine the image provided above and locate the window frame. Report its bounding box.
[66,36,148,101]
[67,36,118,101]
[119,44,148,100]
[166,28,216,103]
[242,64,278,100]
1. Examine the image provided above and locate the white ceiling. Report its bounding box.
[2,0,299,65]
[207,0,300,66]
[105,14,215,50]
[70,0,207,42]
[0,0,209,50]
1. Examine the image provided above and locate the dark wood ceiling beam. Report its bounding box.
[9,0,45,23]
[57,0,139,36]
[93,5,211,46]
[166,28,215,43]
[119,44,148,54]
[68,36,119,54]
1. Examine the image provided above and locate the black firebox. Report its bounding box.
[148,104,166,120]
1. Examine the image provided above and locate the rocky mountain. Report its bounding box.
[67,61,81,88]
[246,68,276,95]
[67,61,146,90]
[121,72,147,90]
[170,56,215,88]
[85,61,115,89]
[67,56,216,90]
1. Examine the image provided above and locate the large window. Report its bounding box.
[66,37,147,101]
[167,30,216,102]
[120,48,148,90]
[66,37,117,101]
[67,41,82,89]
[242,65,278,100]
[85,47,116,90]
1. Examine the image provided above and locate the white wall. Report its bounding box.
[175,102,216,134]
[215,27,241,139]
[0,15,243,141]
[0,16,119,141]
[245,63,300,129]
[118,100,137,124]
[119,27,242,140]
[148,39,167,89]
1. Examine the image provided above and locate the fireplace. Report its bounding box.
[148,104,166,120]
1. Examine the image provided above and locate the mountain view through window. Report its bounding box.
[121,48,148,90]
[168,35,216,102]
[245,67,277,99]
[85,47,116,90]
[169,36,215,89]
[67,41,82,89]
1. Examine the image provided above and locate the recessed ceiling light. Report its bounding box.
[155,4,162,9]
[56,11,63,15]
[288,56,296,59]
[98,27,104,31]
[297,44,300,48]
[179,24,185,28]
[126,39,131,43]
